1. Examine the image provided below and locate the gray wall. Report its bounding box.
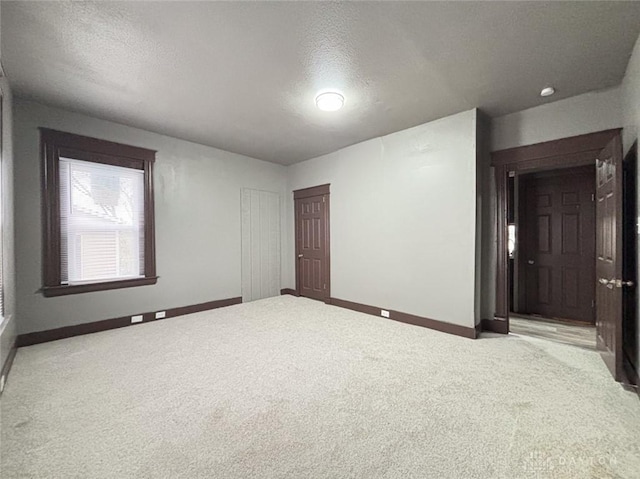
[623,34,640,154]
[491,86,622,152]
[8,42,638,340]
[0,75,16,369]
[285,109,480,329]
[14,100,288,335]
[621,33,640,371]
[476,111,495,323]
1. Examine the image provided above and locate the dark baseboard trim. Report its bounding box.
[481,318,509,334]
[329,297,477,339]
[0,340,17,395]
[169,297,242,317]
[280,288,298,296]
[17,296,242,347]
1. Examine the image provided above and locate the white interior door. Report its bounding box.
[241,189,281,302]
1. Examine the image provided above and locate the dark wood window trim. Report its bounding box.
[0,90,5,318]
[40,128,157,297]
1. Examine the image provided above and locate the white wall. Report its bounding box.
[285,110,479,329]
[0,74,16,369]
[0,0,18,370]
[491,86,622,152]
[476,112,495,323]
[14,100,288,335]
[621,33,640,371]
[623,35,640,155]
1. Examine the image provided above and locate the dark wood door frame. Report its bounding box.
[293,184,331,302]
[622,142,638,390]
[490,129,622,334]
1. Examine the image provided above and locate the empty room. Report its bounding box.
[1,1,640,478]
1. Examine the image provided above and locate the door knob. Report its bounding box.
[298,254,303,258]
[599,278,635,288]
[598,278,616,289]
[527,260,535,265]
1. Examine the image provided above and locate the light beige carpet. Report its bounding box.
[1,296,639,478]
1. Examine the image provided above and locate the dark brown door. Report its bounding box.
[519,166,595,322]
[595,135,625,380]
[621,142,637,383]
[294,185,330,301]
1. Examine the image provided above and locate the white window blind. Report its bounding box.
[59,158,145,285]
[0,125,3,318]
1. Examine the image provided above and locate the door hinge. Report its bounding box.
[592,300,595,308]
[324,283,327,289]
[322,197,325,203]
[591,193,595,202]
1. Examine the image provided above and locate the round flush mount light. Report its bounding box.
[540,86,556,97]
[315,91,345,111]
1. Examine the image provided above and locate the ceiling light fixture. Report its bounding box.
[315,91,344,111]
[540,86,555,97]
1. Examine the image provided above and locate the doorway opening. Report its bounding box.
[508,165,597,350]
[491,129,638,383]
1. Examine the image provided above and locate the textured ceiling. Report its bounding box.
[3,1,640,165]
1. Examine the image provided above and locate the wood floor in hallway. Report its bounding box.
[510,314,597,350]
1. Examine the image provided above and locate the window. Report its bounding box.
[41,129,156,296]
[508,223,517,259]
[0,92,4,320]
[60,158,145,283]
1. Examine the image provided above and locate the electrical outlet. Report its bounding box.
[381,309,390,318]
[131,315,143,324]
[155,311,166,319]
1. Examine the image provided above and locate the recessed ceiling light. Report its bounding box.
[315,91,344,111]
[540,86,555,97]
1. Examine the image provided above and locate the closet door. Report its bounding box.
[241,189,281,302]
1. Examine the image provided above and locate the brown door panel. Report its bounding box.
[595,136,624,381]
[519,166,596,323]
[295,189,330,301]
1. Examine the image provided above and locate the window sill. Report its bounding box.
[42,276,158,297]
